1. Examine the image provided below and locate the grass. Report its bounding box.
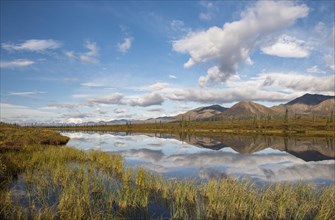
[0,122,334,219]
[45,117,335,137]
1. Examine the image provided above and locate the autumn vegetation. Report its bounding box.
[0,122,334,219]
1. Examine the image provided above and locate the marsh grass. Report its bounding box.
[0,123,334,219]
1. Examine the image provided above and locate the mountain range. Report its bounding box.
[167,93,334,122]
[37,93,334,126]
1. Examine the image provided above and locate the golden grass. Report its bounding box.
[0,123,334,219]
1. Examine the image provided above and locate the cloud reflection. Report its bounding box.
[64,132,335,185]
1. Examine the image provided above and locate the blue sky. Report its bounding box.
[1,0,334,123]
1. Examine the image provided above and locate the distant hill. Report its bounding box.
[310,99,335,114]
[272,99,335,116]
[195,105,227,113]
[221,101,277,118]
[144,116,174,123]
[286,93,335,106]
[43,93,334,126]
[174,104,228,121]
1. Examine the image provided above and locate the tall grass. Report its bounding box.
[1,144,334,219]
[0,123,334,219]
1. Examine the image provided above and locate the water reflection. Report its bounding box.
[63,131,335,186]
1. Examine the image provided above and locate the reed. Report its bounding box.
[1,123,334,219]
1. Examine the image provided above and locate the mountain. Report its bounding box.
[286,93,335,106]
[310,99,335,114]
[221,101,277,118]
[144,116,174,123]
[272,99,335,116]
[196,105,227,113]
[174,104,228,121]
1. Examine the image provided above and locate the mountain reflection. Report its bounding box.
[64,131,335,185]
[170,134,335,161]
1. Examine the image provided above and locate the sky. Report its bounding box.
[0,0,334,124]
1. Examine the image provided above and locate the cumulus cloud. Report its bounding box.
[2,39,62,52]
[169,74,177,79]
[165,87,297,104]
[261,72,335,93]
[173,1,309,86]
[306,65,326,74]
[127,93,164,107]
[117,37,133,53]
[261,35,310,58]
[80,41,99,63]
[0,59,34,68]
[87,93,124,105]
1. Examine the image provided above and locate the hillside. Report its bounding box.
[174,104,227,121]
[272,99,335,116]
[220,101,277,118]
[286,93,334,105]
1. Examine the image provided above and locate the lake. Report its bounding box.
[63,131,335,186]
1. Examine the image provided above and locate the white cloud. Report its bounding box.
[117,37,133,53]
[200,1,214,9]
[80,82,105,88]
[199,12,213,21]
[306,65,326,74]
[46,103,79,109]
[144,82,169,91]
[65,51,76,59]
[159,71,334,104]
[80,41,99,64]
[261,72,335,93]
[114,108,127,114]
[164,87,297,104]
[72,94,92,99]
[261,35,310,58]
[2,39,61,52]
[173,1,309,86]
[86,93,124,105]
[127,93,164,107]
[0,59,34,68]
[67,118,83,124]
[9,91,46,96]
[169,74,177,79]
[0,103,56,123]
[324,54,335,70]
[314,22,327,34]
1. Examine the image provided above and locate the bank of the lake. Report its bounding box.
[46,117,335,137]
[0,123,334,219]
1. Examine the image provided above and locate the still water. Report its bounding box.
[63,131,335,186]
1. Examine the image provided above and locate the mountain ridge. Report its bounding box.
[286,93,334,106]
